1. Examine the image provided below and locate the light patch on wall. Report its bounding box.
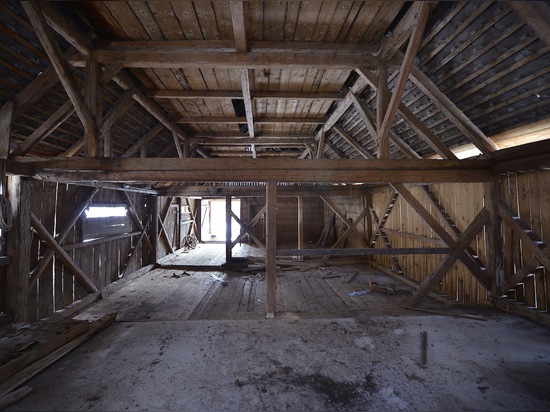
[85,205,127,219]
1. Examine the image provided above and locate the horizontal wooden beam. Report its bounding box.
[11,157,493,184]
[176,116,325,125]
[277,248,451,257]
[187,137,314,146]
[146,90,343,101]
[69,41,383,69]
[157,184,373,197]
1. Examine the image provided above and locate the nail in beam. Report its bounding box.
[265,181,277,318]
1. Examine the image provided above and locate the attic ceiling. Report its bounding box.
[1,1,549,188]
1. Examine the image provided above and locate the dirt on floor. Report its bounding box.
[6,310,550,411]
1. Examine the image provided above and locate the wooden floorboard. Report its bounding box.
[77,243,422,322]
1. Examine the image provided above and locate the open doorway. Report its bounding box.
[201,198,241,242]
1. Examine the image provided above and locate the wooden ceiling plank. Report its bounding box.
[507,1,550,48]
[176,116,324,125]
[22,1,100,157]
[378,2,430,155]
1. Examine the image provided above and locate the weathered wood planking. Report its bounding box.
[16,180,154,321]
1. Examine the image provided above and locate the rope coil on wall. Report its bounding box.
[0,195,12,231]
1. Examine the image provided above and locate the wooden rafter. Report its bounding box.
[507,1,550,48]
[410,207,489,306]
[176,116,324,125]
[333,125,374,159]
[378,2,431,155]
[355,68,455,159]
[229,1,247,54]
[240,69,255,138]
[22,1,100,157]
[122,123,164,158]
[409,64,498,154]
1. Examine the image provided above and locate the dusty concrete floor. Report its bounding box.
[7,311,550,411]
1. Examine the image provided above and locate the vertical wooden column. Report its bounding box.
[6,176,32,321]
[151,195,159,264]
[195,199,202,242]
[225,195,232,264]
[297,196,304,261]
[484,176,504,297]
[266,181,277,317]
[85,60,101,157]
[365,193,373,243]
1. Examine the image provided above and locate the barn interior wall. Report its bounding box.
[4,179,155,322]
[241,197,324,248]
[367,171,550,310]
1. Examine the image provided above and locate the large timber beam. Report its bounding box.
[12,157,493,184]
[507,1,550,48]
[70,41,382,69]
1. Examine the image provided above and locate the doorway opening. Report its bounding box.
[201,198,241,242]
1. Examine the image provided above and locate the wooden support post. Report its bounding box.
[6,176,31,321]
[266,181,277,317]
[297,196,304,261]
[484,176,504,296]
[377,65,389,159]
[225,195,232,264]
[194,199,202,242]
[0,102,14,160]
[151,195,159,263]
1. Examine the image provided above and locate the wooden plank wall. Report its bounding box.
[500,170,550,312]
[241,197,324,248]
[23,181,152,321]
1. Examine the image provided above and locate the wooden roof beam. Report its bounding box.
[333,125,375,159]
[240,69,255,138]
[14,157,493,184]
[409,63,498,154]
[113,72,185,158]
[188,137,314,146]
[176,116,325,125]
[356,68,456,159]
[507,1,550,48]
[22,1,100,157]
[378,2,438,62]
[146,90,343,101]
[230,1,248,54]
[378,2,431,156]
[71,47,382,70]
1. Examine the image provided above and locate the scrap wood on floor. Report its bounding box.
[0,313,116,407]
